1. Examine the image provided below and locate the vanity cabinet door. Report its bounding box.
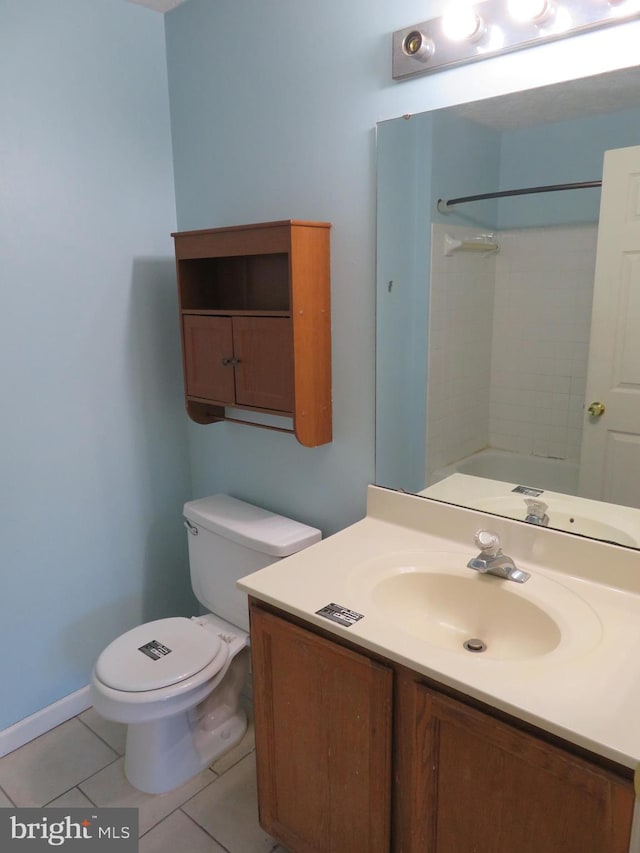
[396,680,634,853]
[250,605,393,853]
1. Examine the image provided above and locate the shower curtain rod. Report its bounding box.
[437,180,602,213]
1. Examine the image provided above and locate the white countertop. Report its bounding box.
[421,472,640,548]
[238,485,640,771]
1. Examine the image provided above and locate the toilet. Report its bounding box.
[90,494,321,794]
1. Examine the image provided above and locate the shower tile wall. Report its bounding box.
[426,223,597,480]
[427,224,496,480]
[490,224,597,460]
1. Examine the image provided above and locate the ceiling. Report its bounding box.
[453,64,640,130]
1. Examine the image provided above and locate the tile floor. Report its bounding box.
[0,708,288,853]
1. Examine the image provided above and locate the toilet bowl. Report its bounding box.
[90,495,321,794]
[92,613,249,793]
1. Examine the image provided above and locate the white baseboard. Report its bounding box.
[0,686,92,758]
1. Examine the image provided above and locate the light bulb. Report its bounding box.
[507,0,553,23]
[477,25,506,54]
[608,0,640,17]
[441,2,484,41]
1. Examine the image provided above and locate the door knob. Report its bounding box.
[587,401,605,417]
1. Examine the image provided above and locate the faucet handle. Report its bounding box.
[524,499,550,526]
[525,499,548,518]
[474,529,501,556]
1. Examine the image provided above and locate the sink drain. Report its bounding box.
[463,638,487,653]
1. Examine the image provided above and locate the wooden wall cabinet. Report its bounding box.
[249,601,635,853]
[172,220,332,447]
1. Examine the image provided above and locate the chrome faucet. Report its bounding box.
[467,530,530,583]
[524,499,549,526]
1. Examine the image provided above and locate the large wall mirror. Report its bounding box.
[376,66,640,549]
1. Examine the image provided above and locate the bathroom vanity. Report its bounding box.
[250,600,632,853]
[239,487,640,853]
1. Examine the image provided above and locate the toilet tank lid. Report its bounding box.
[183,494,321,557]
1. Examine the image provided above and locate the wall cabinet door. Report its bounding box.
[397,681,634,853]
[182,314,235,403]
[233,317,293,411]
[250,606,393,853]
[183,315,294,413]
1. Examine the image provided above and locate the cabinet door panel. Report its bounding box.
[182,315,235,402]
[233,317,294,412]
[412,687,634,853]
[250,606,392,853]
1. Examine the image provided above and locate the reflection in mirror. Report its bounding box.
[376,67,640,548]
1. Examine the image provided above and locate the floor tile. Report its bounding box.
[183,753,275,853]
[140,810,226,853]
[46,787,95,808]
[79,707,127,755]
[209,716,255,775]
[0,788,14,807]
[0,718,118,807]
[80,757,217,835]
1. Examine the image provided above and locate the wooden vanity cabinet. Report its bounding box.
[249,601,635,853]
[394,671,635,853]
[249,604,393,853]
[173,220,331,447]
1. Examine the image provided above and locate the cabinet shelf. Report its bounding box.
[173,220,332,447]
[182,309,291,318]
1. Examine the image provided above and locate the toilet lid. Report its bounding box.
[95,617,223,692]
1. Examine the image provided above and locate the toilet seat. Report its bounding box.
[95,617,225,693]
[90,615,247,725]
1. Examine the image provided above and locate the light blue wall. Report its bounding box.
[497,106,640,228]
[0,0,194,729]
[166,0,640,530]
[376,113,433,492]
[376,111,499,491]
[3,0,640,730]
[431,111,501,229]
[165,0,396,534]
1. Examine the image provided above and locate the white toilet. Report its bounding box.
[91,494,321,794]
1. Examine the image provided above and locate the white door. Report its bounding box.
[578,145,640,508]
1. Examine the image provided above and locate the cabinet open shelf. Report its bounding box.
[178,253,290,313]
[172,220,332,447]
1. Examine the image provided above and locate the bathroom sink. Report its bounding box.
[371,571,559,660]
[349,552,603,662]
[476,496,638,547]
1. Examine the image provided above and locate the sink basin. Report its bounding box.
[477,496,638,547]
[372,571,559,660]
[349,551,603,663]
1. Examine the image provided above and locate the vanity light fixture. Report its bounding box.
[507,0,554,23]
[393,0,640,78]
[441,2,486,41]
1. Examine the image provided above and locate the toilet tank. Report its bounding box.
[183,495,321,632]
